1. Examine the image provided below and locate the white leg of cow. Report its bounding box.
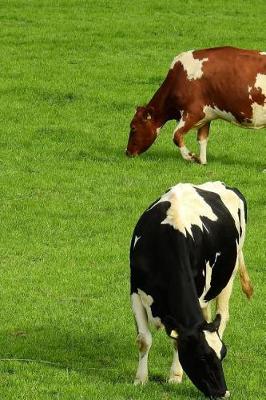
[131,293,152,385]
[173,113,204,163]
[198,138,208,165]
[197,123,210,165]
[168,340,183,384]
[215,278,234,338]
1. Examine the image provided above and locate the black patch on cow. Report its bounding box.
[130,200,204,331]
[193,187,240,301]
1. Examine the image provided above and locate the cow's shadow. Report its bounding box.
[143,150,265,170]
[100,145,265,170]
[0,325,204,399]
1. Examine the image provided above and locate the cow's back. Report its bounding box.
[170,47,266,127]
[130,182,246,304]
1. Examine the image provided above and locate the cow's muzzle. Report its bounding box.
[125,149,138,157]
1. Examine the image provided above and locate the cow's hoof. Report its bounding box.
[168,375,183,384]
[189,153,201,164]
[134,377,148,385]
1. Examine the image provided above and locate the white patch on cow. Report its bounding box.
[170,51,208,80]
[133,235,141,249]
[170,330,178,339]
[137,289,164,329]
[177,116,186,129]
[254,73,266,96]
[259,51,266,55]
[156,127,161,136]
[147,181,245,245]
[250,102,266,127]
[199,105,237,126]
[247,75,266,128]
[203,330,223,359]
[214,251,221,264]
[202,222,209,233]
[160,184,217,238]
[248,86,253,101]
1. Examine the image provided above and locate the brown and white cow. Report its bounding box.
[126,47,266,164]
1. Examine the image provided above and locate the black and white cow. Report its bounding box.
[130,182,253,399]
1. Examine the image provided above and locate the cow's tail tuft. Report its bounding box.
[239,251,253,299]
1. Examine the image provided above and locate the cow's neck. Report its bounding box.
[167,250,205,332]
[148,73,180,128]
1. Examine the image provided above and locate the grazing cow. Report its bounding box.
[130,182,253,399]
[126,46,266,164]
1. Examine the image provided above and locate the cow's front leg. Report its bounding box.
[131,293,152,385]
[173,113,203,163]
[197,122,210,165]
[168,340,183,384]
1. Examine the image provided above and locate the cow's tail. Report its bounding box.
[238,251,253,299]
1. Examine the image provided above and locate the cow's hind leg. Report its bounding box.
[197,122,210,165]
[131,293,152,385]
[168,339,183,384]
[173,111,205,163]
[202,301,212,322]
[215,277,234,338]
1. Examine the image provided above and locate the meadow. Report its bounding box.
[0,0,265,399]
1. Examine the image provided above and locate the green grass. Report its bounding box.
[0,0,265,399]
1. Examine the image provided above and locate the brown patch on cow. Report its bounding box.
[136,333,149,353]
[195,47,266,123]
[249,86,266,105]
[167,47,266,125]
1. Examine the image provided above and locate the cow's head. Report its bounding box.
[126,106,158,157]
[171,315,229,399]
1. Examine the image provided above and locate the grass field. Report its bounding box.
[0,1,265,399]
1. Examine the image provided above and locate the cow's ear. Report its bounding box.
[202,314,221,332]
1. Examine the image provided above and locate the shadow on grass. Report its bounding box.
[139,150,265,170]
[0,326,203,398]
[208,153,265,169]
[0,327,133,378]
[95,144,265,170]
